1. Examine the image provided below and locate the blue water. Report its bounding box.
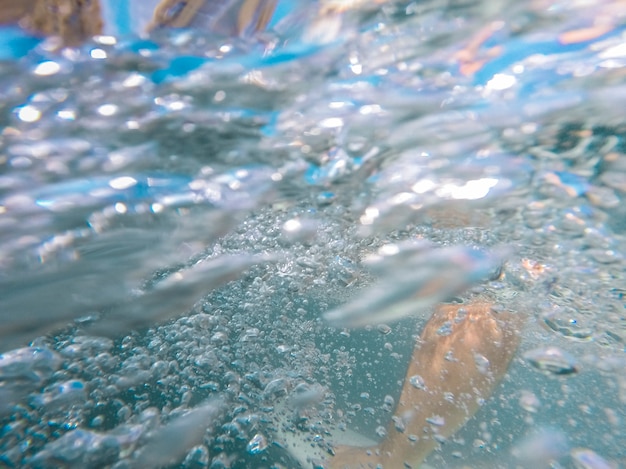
[0,1,625,468]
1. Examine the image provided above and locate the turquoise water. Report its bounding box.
[0,1,625,467]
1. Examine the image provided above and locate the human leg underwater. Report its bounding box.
[330,301,523,468]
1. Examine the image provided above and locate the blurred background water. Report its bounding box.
[0,0,625,467]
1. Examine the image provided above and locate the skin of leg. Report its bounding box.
[330,301,523,468]
[236,0,277,36]
[149,0,207,30]
[0,0,38,25]
[11,0,103,45]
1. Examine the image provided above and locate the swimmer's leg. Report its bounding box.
[331,302,522,468]
[0,0,37,25]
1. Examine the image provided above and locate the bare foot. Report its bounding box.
[331,301,522,468]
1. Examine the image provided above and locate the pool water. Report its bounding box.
[0,1,625,468]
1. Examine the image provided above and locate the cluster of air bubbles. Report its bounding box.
[1,0,626,467]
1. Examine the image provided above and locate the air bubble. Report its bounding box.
[523,347,579,375]
[375,426,387,438]
[247,433,268,454]
[409,375,426,390]
[474,354,490,374]
[571,448,612,469]
[382,395,394,412]
[519,390,541,413]
[426,416,445,427]
[392,415,405,433]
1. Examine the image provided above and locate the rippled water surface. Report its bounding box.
[1,1,625,468]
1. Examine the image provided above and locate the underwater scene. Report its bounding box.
[0,0,625,467]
